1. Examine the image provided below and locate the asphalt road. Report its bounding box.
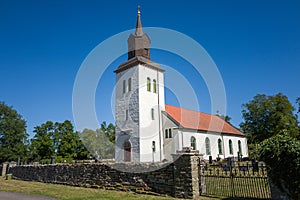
[0,192,58,200]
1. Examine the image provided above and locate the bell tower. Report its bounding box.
[115,7,165,163]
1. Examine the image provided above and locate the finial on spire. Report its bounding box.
[135,5,143,36]
[138,5,141,15]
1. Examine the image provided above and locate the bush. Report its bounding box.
[258,133,300,199]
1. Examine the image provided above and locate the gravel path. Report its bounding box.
[0,192,58,200]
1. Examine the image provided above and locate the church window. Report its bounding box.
[125,109,128,120]
[205,137,211,155]
[147,77,151,92]
[218,138,223,155]
[165,129,168,138]
[128,78,132,92]
[152,141,156,152]
[168,128,172,138]
[229,140,233,155]
[123,80,126,93]
[153,79,157,93]
[151,108,154,120]
[238,140,242,155]
[191,136,196,150]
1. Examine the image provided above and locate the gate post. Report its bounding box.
[1,162,8,177]
[198,155,206,195]
[172,149,200,199]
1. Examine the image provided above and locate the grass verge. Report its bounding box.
[0,177,219,200]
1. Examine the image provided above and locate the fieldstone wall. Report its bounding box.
[8,154,203,199]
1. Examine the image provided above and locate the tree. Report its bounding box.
[219,115,231,123]
[240,93,299,144]
[0,102,28,163]
[297,97,300,114]
[80,126,115,160]
[100,121,116,143]
[258,133,300,199]
[30,120,89,162]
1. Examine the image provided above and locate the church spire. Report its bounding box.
[127,6,151,60]
[135,6,143,36]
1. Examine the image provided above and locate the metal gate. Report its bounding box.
[200,160,271,199]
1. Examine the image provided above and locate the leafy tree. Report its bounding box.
[297,97,300,114]
[258,133,300,199]
[100,121,116,143]
[0,102,28,163]
[240,93,299,144]
[30,120,89,162]
[219,115,231,123]
[80,123,115,160]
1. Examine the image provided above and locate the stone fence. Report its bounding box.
[7,154,203,199]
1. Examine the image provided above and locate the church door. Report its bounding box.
[123,141,131,162]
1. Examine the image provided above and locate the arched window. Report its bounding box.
[229,140,233,155]
[191,136,196,150]
[152,141,156,152]
[147,77,151,92]
[123,80,126,93]
[151,108,154,120]
[165,129,168,138]
[205,137,211,155]
[128,78,131,92]
[168,128,172,138]
[153,79,157,93]
[218,138,223,155]
[238,140,242,155]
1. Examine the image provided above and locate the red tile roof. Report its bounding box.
[165,104,244,136]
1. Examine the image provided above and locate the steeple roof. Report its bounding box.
[135,6,143,36]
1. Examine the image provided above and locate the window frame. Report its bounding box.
[191,136,196,150]
[153,79,157,93]
[205,137,211,155]
[147,77,151,92]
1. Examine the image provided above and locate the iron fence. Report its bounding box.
[202,162,271,199]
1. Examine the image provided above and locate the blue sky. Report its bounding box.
[0,0,299,137]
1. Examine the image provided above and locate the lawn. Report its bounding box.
[0,177,219,200]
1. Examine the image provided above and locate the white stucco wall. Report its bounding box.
[138,65,165,162]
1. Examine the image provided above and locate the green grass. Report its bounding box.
[0,177,219,200]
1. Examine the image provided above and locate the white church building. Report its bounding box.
[115,8,248,163]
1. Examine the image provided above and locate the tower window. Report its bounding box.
[125,109,128,120]
[123,80,126,94]
[151,108,154,120]
[153,79,157,93]
[152,141,156,152]
[128,78,131,92]
[147,77,151,92]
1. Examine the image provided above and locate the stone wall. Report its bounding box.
[8,154,202,199]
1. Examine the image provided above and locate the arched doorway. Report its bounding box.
[123,141,131,162]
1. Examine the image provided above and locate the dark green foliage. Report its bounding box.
[29,120,90,162]
[0,102,28,163]
[240,93,299,144]
[258,133,300,199]
[219,115,232,123]
[241,93,300,199]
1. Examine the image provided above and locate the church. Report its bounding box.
[114,8,248,163]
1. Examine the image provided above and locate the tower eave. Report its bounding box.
[114,56,164,74]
